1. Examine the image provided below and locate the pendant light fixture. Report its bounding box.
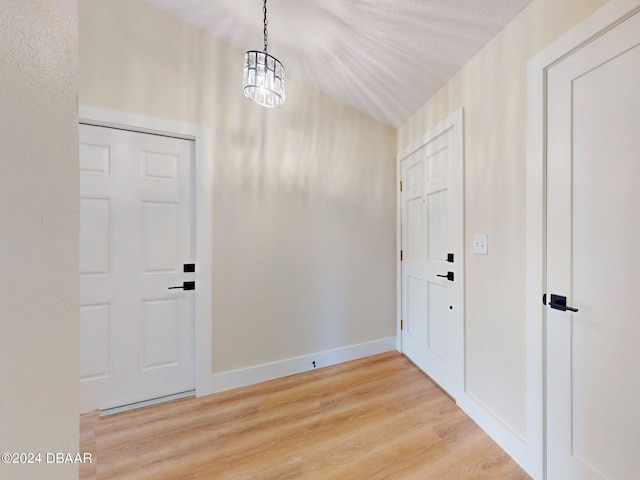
[243,0,285,107]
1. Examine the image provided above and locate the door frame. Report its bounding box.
[396,107,465,399]
[79,105,214,400]
[526,1,640,478]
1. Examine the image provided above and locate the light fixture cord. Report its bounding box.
[263,0,268,53]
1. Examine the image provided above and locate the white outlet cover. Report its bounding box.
[473,234,488,255]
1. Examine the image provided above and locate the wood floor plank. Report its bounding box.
[80,351,531,479]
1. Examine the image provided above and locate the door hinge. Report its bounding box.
[400,319,403,331]
[400,250,403,261]
[400,180,403,192]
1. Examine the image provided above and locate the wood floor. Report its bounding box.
[80,351,531,480]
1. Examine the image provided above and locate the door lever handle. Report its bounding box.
[436,271,454,281]
[168,281,195,291]
[548,294,578,312]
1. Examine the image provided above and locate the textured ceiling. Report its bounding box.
[145,0,532,127]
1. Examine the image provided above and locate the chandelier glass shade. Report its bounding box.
[243,0,285,108]
[243,50,285,107]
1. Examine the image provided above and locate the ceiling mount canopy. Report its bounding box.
[243,0,285,108]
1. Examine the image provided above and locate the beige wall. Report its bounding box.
[79,0,397,374]
[0,1,79,479]
[398,0,608,438]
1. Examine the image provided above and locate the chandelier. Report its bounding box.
[243,0,286,107]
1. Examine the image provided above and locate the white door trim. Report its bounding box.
[526,1,640,478]
[79,105,214,399]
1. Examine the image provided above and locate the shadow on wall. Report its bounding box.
[217,83,394,216]
[206,50,397,368]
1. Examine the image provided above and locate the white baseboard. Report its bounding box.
[457,393,534,478]
[209,337,397,394]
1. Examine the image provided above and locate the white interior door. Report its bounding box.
[546,9,640,479]
[400,111,464,399]
[79,124,195,413]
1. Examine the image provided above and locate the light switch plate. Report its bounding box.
[473,234,488,255]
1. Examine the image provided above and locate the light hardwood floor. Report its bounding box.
[80,351,531,479]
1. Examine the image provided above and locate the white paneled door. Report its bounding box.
[546,9,640,479]
[79,124,195,413]
[400,111,464,399]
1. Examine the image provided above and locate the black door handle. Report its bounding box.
[548,294,578,312]
[436,271,454,282]
[168,281,195,291]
